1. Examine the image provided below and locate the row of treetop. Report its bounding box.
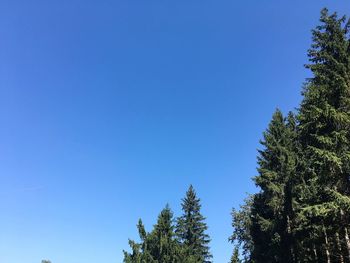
[123,8,350,263]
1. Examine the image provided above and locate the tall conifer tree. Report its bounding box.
[230,247,241,263]
[297,8,350,261]
[176,185,212,263]
[230,8,350,263]
[124,205,180,263]
[249,110,298,262]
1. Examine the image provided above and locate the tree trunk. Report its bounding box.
[281,214,293,263]
[313,243,318,262]
[323,227,331,263]
[344,226,350,261]
[336,231,345,263]
[286,215,296,263]
[340,209,350,261]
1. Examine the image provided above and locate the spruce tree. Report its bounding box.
[123,205,180,263]
[123,219,156,263]
[229,7,350,263]
[297,8,350,261]
[249,109,298,262]
[176,185,212,263]
[230,247,241,263]
[148,205,180,262]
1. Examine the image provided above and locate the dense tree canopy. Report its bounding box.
[230,8,350,263]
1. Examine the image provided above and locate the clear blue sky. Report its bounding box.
[1,1,349,262]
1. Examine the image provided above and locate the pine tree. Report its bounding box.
[229,7,350,263]
[230,247,241,263]
[176,185,212,263]
[123,205,180,263]
[148,205,179,262]
[248,110,298,262]
[297,8,350,261]
[123,219,154,263]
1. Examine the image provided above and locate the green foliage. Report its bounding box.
[124,186,211,263]
[123,205,181,263]
[176,185,212,263]
[249,110,298,262]
[229,197,253,262]
[231,8,350,262]
[123,7,350,263]
[230,247,241,263]
[296,7,350,261]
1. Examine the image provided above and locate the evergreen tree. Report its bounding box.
[229,197,253,262]
[123,219,154,263]
[230,247,241,263]
[176,185,212,263]
[249,110,298,262]
[230,8,350,263]
[123,205,180,263]
[148,205,180,262]
[123,8,350,263]
[297,8,350,262]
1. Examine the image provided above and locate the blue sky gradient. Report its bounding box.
[1,1,349,262]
